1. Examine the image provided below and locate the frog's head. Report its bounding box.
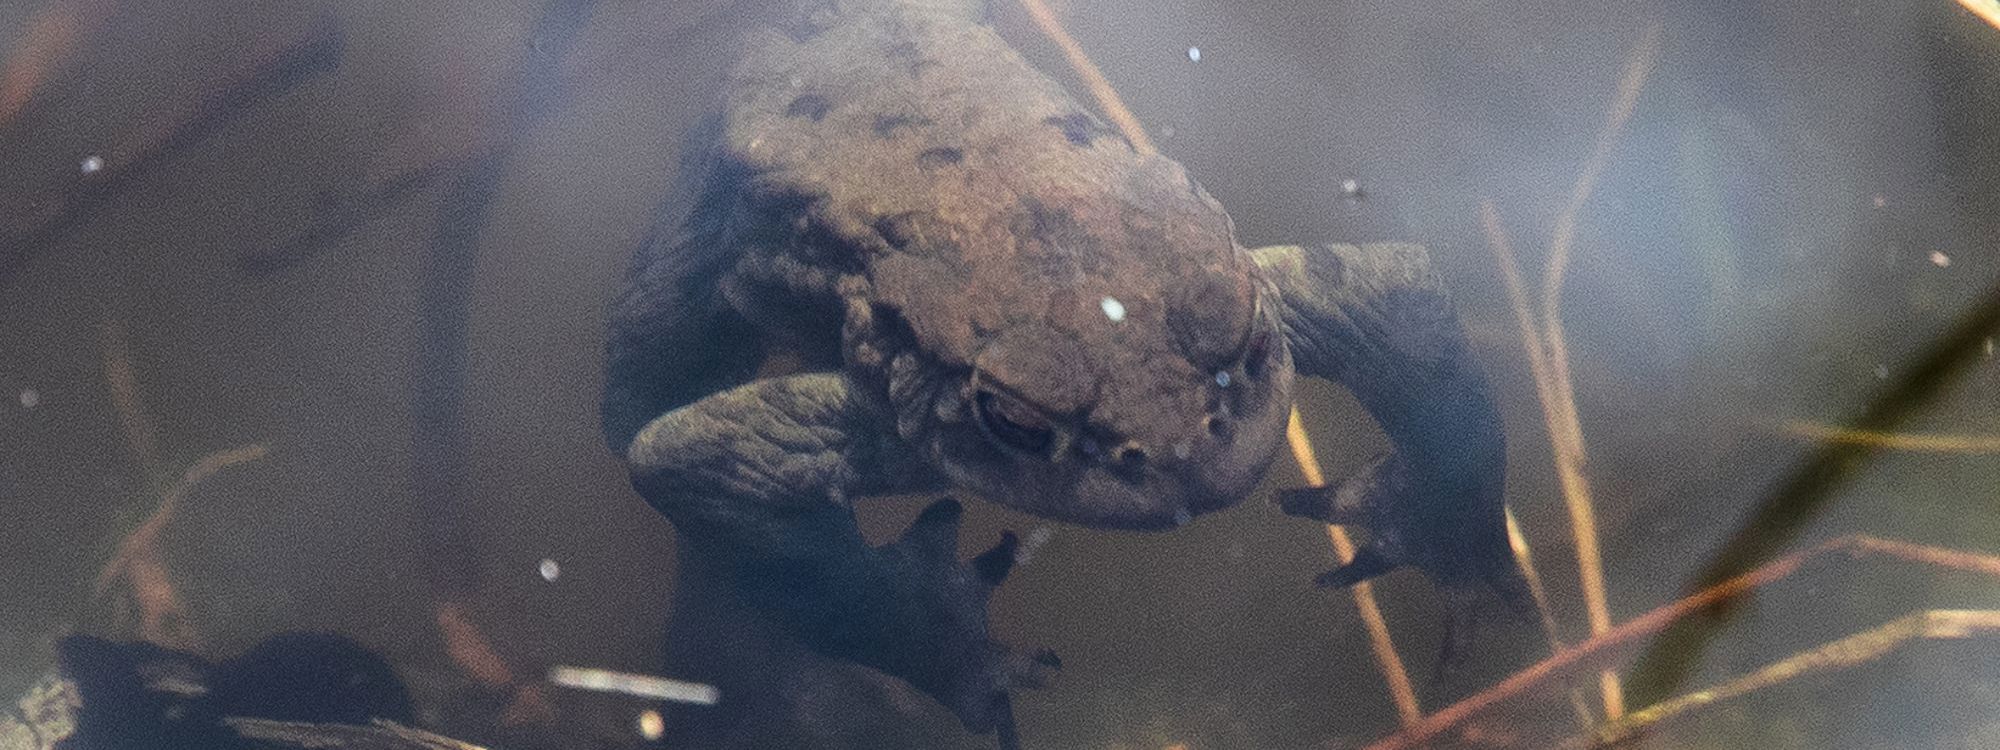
[874,158,1295,529]
[936,287,1294,530]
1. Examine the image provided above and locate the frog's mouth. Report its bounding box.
[928,382,1291,531]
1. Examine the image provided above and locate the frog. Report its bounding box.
[603,0,1524,742]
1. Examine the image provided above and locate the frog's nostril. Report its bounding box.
[1110,442,1148,477]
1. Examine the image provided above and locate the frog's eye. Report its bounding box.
[1242,330,1272,380]
[975,390,1053,455]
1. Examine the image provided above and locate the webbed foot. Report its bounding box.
[1279,452,1534,671]
[865,498,1061,737]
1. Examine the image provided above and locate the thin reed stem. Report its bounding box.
[1959,0,2000,32]
[1016,0,1158,157]
[1362,535,2000,750]
[1290,413,1424,727]
[1780,420,2000,454]
[1014,0,1421,725]
[1563,609,2000,749]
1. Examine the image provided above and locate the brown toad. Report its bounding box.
[604,0,1523,741]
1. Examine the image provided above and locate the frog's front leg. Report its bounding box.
[1250,243,1528,619]
[626,372,1058,736]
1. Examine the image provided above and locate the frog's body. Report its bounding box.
[605,0,1521,743]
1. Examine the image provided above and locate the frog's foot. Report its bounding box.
[1279,452,1536,667]
[869,498,1061,736]
[1277,452,1413,588]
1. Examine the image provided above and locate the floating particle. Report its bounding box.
[549,666,720,705]
[1872,364,1890,380]
[1100,296,1126,322]
[1341,178,1362,198]
[1985,338,1994,358]
[1930,250,1952,268]
[638,710,665,740]
[1186,46,1202,62]
[1214,371,1231,388]
[1871,194,1888,209]
[18,389,39,409]
[80,155,104,174]
[538,558,560,582]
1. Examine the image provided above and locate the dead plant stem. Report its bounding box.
[1361,535,2000,750]
[1016,0,1420,725]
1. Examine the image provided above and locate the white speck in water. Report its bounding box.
[1930,250,1952,268]
[80,155,104,174]
[1100,296,1126,322]
[1872,364,1890,380]
[1172,508,1193,527]
[1871,194,1889,209]
[1985,338,1994,359]
[1172,439,1193,461]
[18,389,39,409]
[1186,46,1202,62]
[538,558,560,582]
[1341,178,1362,197]
[1214,371,1231,388]
[638,710,665,740]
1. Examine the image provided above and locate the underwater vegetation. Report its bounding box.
[5,1,2000,749]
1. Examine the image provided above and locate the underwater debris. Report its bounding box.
[547,666,719,706]
[1363,535,2000,750]
[0,15,345,290]
[1564,609,2000,749]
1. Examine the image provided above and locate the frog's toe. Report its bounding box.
[1312,544,1398,589]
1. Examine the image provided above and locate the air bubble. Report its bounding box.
[1100,296,1126,322]
[1214,371,1231,388]
[1186,47,1202,62]
[80,155,104,174]
[538,558,560,582]
[18,389,39,409]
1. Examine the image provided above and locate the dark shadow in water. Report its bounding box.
[409,0,597,595]
[1627,277,2000,703]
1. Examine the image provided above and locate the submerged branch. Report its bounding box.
[1015,0,1157,156]
[0,15,344,289]
[1779,420,2000,454]
[1959,0,2000,32]
[1564,609,2000,749]
[1290,414,1423,727]
[1362,535,2000,750]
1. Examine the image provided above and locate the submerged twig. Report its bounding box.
[0,15,344,289]
[1505,508,1594,729]
[0,0,115,127]
[95,310,268,649]
[1473,24,1660,719]
[92,444,268,650]
[1564,609,2000,749]
[1362,535,2000,750]
[1015,0,1421,725]
[1627,275,2000,700]
[1290,415,1423,727]
[1778,420,2000,454]
[1959,0,2000,32]
[1015,0,1157,156]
